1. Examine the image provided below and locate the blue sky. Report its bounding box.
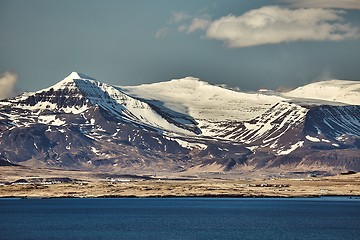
[0,0,359,97]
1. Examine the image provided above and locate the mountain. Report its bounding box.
[284,80,360,105]
[0,72,359,176]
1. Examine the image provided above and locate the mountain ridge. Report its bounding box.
[0,72,359,176]
[284,79,360,105]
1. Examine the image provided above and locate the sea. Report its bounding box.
[0,197,359,240]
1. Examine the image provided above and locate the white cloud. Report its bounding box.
[178,24,188,32]
[187,6,359,48]
[173,13,211,34]
[156,11,191,38]
[155,27,169,38]
[281,0,360,10]
[170,11,190,23]
[0,71,18,99]
[186,18,211,33]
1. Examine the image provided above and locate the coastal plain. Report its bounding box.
[1,166,359,198]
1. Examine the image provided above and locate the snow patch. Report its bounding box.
[306,135,321,142]
[91,147,100,154]
[38,115,66,126]
[277,141,304,155]
[246,146,259,151]
[170,137,207,150]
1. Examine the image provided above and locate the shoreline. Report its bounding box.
[1,166,360,199]
[1,177,360,199]
[1,194,360,199]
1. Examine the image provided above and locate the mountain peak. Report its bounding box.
[49,72,96,91]
[66,72,96,81]
[178,76,201,81]
[171,76,206,85]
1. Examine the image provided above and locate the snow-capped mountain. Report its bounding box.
[283,80,360,105]
[0,72,359,174]
[3,72,197,134]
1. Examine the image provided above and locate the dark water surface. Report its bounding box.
[0,197,359,240]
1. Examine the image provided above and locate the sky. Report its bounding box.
[1,0,360,97]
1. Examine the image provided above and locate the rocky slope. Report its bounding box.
[0,72,359,175]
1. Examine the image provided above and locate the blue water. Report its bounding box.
[0,197,359,240]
